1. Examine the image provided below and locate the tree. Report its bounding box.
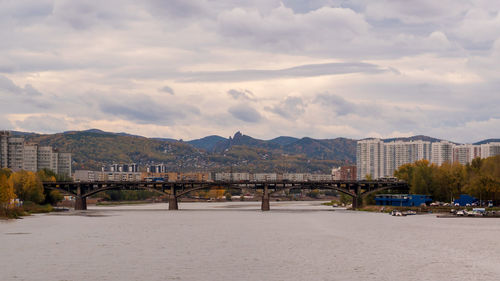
[307,189,321,199]
[394,160,441,199]
[433,162,466,202]
[394,163,413,183]
[9,171,45,204]
[339,193,351,205]
[409,160,436,195]
[464,156,500,203]
[37,169,57,182]
[0,174,16,207]
[44,190,64,205]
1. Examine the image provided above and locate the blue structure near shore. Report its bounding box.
[375,194,432,207]
[453,195,478,206]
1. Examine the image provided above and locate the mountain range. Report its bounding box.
[8,129,498,173]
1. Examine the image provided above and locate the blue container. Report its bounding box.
[453,195,478,206]
[375,194,432,207]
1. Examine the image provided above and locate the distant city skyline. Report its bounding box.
[1,1,499,143]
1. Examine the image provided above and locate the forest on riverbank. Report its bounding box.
[0,169,63,218]
[394,155,500,203]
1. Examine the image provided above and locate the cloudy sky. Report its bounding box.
[1,0,499,143]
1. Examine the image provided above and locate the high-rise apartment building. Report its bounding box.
[383,140,432,177]
[480,143,500,158]
[56,153,72,176]
[38,146,56,171]
[431,141,454,166]
[8,137,25,171]
[23,144,38,172]
[0,131,71,176]
[357,139,500,179]
[0,131,10,168]
[357,139,384,180]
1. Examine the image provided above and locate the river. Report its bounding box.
[1,201,500,281]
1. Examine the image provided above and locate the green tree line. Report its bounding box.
[394,156,500,203]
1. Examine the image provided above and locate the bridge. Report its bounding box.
[42,180,408,211]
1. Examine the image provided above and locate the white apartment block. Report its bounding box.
[253,173,278,181]
[8,137,24,171]
[307,174,333,181]
[357,139,385,180]
[384,140,432,177]
[215,172,250,181]
[431,141,454,166]
[57,153,72,176]
[480,143,500,158]
[73,170,141,182]
[0,131,9,167]
[284,173,309,181]
[0,131,72,176]
[453,144,480,166]
[357,139,500,180]
[23,144,38,172]
[37,146,56,171]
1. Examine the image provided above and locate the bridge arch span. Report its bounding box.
[175,184,245,198]
[359,184,408,198]
[83,185,169,198]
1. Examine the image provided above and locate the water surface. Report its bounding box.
[1,201,499,281]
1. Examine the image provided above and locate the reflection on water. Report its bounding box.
[1,201,500,281]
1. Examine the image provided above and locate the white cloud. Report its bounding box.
[0,0,498,142]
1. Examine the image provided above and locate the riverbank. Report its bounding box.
[0,202,54,219]
[353,204,500,215]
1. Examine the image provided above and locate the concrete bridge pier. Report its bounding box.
[351,185,362,210]
[261,184,270,211]
[75,196,87,210]
[169,185,178,210]
[74,185,87,210]
[352,196,360,209]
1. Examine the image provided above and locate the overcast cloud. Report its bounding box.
[0,0,499,143]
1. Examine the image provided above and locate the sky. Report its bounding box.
[1,0,499,143]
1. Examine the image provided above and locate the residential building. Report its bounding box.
[8,137,25,171]
[38,146,56,171]
[431,141,454,166]
[73,170,100,182]
[22,144,38,172]
[215,172,250,181]
[356,139,384,180]
[481,142,500,158]
[284,173,309,181]
[0,131,9,167]
[307,174,332,181]
[103,163,138,173]
[147,163,168,173]
[357,138,500,179]
[57,153,72,177]
[343,166,357,181]
[0,131,71,175]
[74,170,141,182]
[384,140,432,176]
[253,173,278,181]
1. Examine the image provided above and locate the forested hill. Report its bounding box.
[13,130,356,172]
[10,129,495,173]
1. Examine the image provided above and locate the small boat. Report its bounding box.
[403,210,417,215]
[390,210,406,216]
